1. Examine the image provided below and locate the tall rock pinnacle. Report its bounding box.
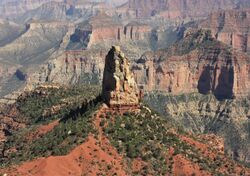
[102,46,140,106]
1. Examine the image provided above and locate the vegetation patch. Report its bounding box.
[1,85,101,167]
[104,106,229,175]
[17,85,101,124]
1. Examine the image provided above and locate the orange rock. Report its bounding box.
[102,46,140,106]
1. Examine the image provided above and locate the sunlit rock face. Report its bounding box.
[102,46,139,106]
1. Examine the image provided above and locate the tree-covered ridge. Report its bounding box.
[104,106,249,175]
[17,84,101,124]
[1,85,101,167]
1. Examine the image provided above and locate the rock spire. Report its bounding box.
[102,46,139,106]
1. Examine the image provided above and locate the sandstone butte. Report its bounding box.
[102,45,140,107]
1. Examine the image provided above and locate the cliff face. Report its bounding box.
[132,29,250,99]
[73,13,152,48]
[102,46,139,106]
[200,9,250,53]
[28,49,104,87]
[119,0,250,19]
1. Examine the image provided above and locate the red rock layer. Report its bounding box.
[201,9,250,53]
[76,13,152,47]
[132,29,250,99]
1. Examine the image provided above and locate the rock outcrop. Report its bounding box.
[200,9,250,53]
[102,46,139,106]
[133,29,250,99]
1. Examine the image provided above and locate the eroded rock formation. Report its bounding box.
[102,46,139,106]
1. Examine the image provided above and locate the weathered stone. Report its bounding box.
[102,46,139,106]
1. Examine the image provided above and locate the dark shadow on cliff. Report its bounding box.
[198,65,212,94]
[214,66,234,100]
[198,65,234,100]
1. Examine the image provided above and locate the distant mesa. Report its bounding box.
[102,46,140,107]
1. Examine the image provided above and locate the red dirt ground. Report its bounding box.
[1,105,128,176]
[173,154,211,176]
[26,119,60,141]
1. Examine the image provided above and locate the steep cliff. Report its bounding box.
[133,29,250,99]
[28,49,104,87]
[72,13,152,48]
[200,9,250,53]
[0,19,27,47]
[0,21,70,65]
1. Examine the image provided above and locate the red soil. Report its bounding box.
[131,158,147,173]
[179,135,217,160]
[1,105,128,176]
[173,154,211,176]
[178,135,250,175]
[26,120,60,141]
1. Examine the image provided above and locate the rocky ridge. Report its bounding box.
[0,0,64,18]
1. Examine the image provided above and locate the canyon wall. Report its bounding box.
[132,29,250,99]
[27,49,105,88]
[201,9,250,53]
[73,13,152,48]
[26,29,250,100]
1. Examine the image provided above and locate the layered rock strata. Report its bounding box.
[132,29,250,99]
[200,9,250,53]
[74,13,152,48]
